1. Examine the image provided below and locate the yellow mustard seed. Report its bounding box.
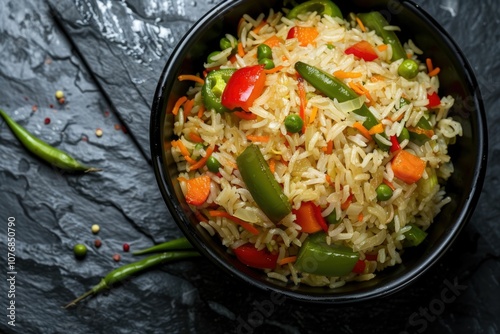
[91,224,100,234]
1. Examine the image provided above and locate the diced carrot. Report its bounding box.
[297,75,307,132]
[293,202,323,234]
[325,174,333,185]
[262,35,284,48]
[358,212,364,222]
[188,132,204,143]
[246,135,270,143]
[426,58,434,72]
[356,16,366,32]
[377,44,388,52]
[353,121,372,141]
[237,42,245,57]
[209,210,260,235]
[183,175,211,206]
[189,146,214,171]
[172,96,188,116]
[229,54,237,64]
[171,140,190,157]
[234,111,257,120]
[333,70,362,79]
[391,150,426,184]
[288,26,318,46]
[368,123,384,135]
[278,256,297,266]
[177,75,204,85]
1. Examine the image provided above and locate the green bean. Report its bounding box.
[357,12,406,61]
[64,250,200,308]
[236,144,292,223]
[132,237,194,256]
[0,109,101,172]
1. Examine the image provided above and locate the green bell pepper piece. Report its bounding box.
[357,11,406,62]
[202,68,236,113]
[295,232,359,276]
[236,144,292,223]
[294,61,390,150]
[287,0,343,20]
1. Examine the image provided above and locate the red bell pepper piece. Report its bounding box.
[345,40,378,61]
[293,201,328,233]
[427,92,441,108]
[233,243,278,269]
[352,260,366,274]
[221,65,266,112]
[389,135,401,153]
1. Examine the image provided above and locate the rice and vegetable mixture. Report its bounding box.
[170,0,462,288]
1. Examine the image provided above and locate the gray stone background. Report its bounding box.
[0,0,498,333]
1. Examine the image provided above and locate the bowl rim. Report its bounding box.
[150,0,488,303]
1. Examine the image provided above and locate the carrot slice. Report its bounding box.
[341,193,353,211]
[322,140,333,154]
[172,96,188,116]
[183,99,195,116]
[246,135,270,143]
[188,132,204,143]
[377,44,388,52]
[237,42,245,57]
[392,150,426,184]
[333,70,362,79]
[209,210,260,235]
[263,65,285,74]
[183,175,211,206]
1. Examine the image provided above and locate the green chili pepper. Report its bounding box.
[398,59,419,79]
[403,224,427,247]
[132,237,194,256]
[357,12,406,61]
[202,69,236,113]
[294,61,390,150]
[294,232,359,276]
[287,0,343,20]
[0,109,101,172]
[397,127,410,143]
[236,144,292,223]
[64,250,200,308]
[325,211,340,225]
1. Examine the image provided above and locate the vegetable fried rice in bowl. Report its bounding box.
[150,0,487,302]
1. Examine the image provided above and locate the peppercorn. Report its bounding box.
[94,239,102,248]
[112,254,121,262]
[123,243,130,252]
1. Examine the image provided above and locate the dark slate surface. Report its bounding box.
[0,0,498,333]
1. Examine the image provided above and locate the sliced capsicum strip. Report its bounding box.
[357,11,406,62]
[287,0,343,20]
[236,144,292,223]
[295,232,359,277]
[202,68,236,113]
[294,61,390,150]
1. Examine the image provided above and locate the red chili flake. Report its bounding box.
[104,111,110,118]
[57,97,65,105]
[94,239,102,248]
[112,254,121,262]
[32,105,38,112]
[123,243,130,252]
[49,104,54,109]
[81,135,88,142]
[44,117,51,125]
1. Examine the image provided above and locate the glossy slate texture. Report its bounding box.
[150,0,486,303]
[0,0,498,333]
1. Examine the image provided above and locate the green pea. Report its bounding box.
[220,37,233,51]
[326,44,334,50]
[73,244,88,259]
[207,51,221,63]
[258,58,275,70]
[376,184,393,201]
[398,59,419,80]
[206,156,221,173]
[284,114,304,133]
[397,127,410,142]
[325,211,340,225]
[257,44,272,60]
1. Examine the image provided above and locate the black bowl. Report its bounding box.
[150,0,487,303]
